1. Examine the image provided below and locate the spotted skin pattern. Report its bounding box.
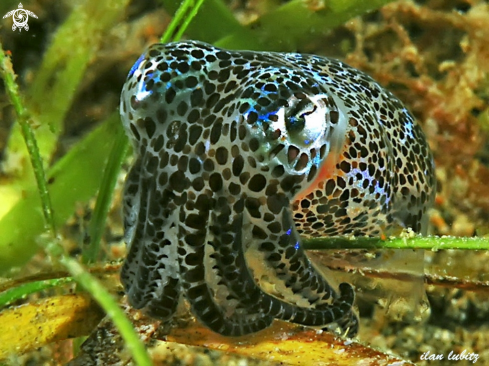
[120,41,436,337]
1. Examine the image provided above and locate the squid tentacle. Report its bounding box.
[178,195,274,336]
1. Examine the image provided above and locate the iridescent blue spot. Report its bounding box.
[128,54,145,78]
[402,109,415,140]
[294,242,300,250]
[259,111,278,122]
[135,72,154,101]
[286,228,292,235]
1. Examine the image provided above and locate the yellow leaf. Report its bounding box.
[167,321,413,365]
[0,294,104,359]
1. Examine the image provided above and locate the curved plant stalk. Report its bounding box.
[160,0,243,45]
[82,127,129,265]
[0,115,120,270]
[56,253,152,365]
[0,45,56,235]
[0,277,75,308]
[160,0,198,43]
[303,235,489,250]
[161,0,396,51]
[83,0,211,262]
[172,0,208,41]
[5,0,131,182]
[0,44,152,365]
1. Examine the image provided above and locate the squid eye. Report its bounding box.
[285,114,305,135]
[284,98,322,147]
[285,99,316,134]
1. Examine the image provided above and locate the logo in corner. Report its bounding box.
[3,3,38,32]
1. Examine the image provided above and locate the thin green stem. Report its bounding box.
[57,254,151,366]
[0,43,151,366]
[160,0,243,44]
[173,0,207,41]
[83,0,209,265]
[303,235,489,251]
[0,43,56,236]
[83,125,129,264]
[0,114,120,271]
[0,277,75,308]
[82,0,206,266]
[160,0,193,43]
[162,0,396,51]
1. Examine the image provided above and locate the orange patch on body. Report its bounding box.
[295,152,342,200]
